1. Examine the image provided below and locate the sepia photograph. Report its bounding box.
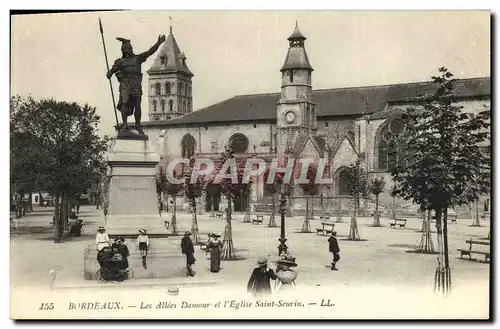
[9,9,491,320]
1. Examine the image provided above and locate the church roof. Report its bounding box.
[147,29,193,77]
[142,77,490,127]
[280,45,314,72]
[288,22,306,41]
[281,23,313,72]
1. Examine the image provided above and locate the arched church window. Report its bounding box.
[181,134,196,158]
[290,70,294,83]
[169,100,174,112]
[165,82,171,95]
[161,99,165,112]
[228,133,249,153]
[338,168,350,196]
[377,118,408,170]
[152,100,157,112]
[155,83,161,95]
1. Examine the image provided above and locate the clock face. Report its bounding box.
[284,111,296,124]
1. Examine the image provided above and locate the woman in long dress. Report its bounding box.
[206,233,222,273]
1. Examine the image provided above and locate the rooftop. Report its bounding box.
[142,77,490,127]
[147,28,193,77]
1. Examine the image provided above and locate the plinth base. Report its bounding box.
[103,214,170,237]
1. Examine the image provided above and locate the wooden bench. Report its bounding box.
[457,239,490,263]
[319,213,330,220]
[389,218,407,229]
[215,212,223,218]
[316,222,335,235]
[252,215,263,225]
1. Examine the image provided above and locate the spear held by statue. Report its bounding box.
[98,18,120,130]
[99,17,166,135]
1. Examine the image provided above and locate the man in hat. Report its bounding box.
[106,34,166,134]
[328,231,340,270]
[181,231,195,277]
[95,226,110,266]
[247,257,277,297]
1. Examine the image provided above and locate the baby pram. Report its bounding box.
[96,246,130,283]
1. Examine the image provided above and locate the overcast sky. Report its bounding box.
[11,10,490,136]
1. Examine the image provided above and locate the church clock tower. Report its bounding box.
[147,22,194,121]
[277,22,316,156]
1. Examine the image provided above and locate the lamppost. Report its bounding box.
[278,191,288,256]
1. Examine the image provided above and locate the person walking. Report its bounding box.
[328,231,340,270]
[206,233,222,273]
[247,257,277,298]
[136,229,150,269]
[181,231,196,277]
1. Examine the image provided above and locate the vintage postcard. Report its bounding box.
[10,10,491,320]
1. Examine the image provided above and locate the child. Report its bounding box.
[95,226,110,266]
[136,229,150,269]
[328,231,340,270]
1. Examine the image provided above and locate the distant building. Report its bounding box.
[142,22,491,213]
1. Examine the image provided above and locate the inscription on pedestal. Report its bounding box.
[109,176,157,215]
[118,186,149,192]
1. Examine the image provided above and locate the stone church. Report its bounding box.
[142,23,491,214]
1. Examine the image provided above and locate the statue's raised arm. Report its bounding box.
[104,34,165,135]
[138,34,166,63]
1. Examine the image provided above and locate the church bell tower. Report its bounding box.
[276,22,316,156]
[147,22,194,121]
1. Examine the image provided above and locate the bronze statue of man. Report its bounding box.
[106,35,166,134]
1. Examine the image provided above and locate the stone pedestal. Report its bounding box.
[104,135,168,236]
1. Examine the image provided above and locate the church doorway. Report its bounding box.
[233,192,249,213]
[205,184,221,212]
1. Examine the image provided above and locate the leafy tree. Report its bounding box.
[10,96,49,217]
[10,96,108,242]
[389,185,397,220]
[184,158,205,244]
[162,167,184,235]
[346,159,368,240]
[263,170,283,228]
[390,67,490,294]
[298,166,318,233]
[211,146,251,260]
[369,177,385,227]
[156,166,168,213]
